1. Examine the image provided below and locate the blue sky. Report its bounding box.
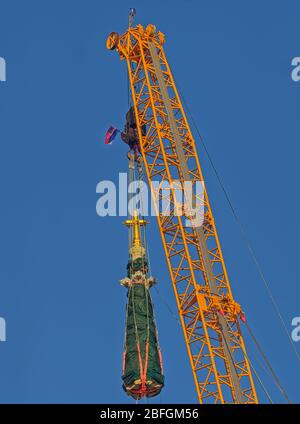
[0,0,299,404]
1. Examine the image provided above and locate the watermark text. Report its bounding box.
[0,57,6,82]
[0,317,6,342]
[291,57,300,82]
[291,317,300,342]
[96,173,205,228]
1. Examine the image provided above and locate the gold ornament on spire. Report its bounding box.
[124,211,149,260]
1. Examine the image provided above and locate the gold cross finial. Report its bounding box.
[124,210,148,247]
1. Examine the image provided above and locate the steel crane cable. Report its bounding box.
[244,321,292,403]
[178,90,300,365]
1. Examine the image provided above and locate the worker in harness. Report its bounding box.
[121,107,145,161]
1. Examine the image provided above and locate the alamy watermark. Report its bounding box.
[0,317,6,342]
[0,56,6,82]
[96,173,205,228]
[291,317,300,342]
[290,59,300,343]
[291,57,300,82]
[0,56,7,340]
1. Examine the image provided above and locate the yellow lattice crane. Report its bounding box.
[106,18,258,404]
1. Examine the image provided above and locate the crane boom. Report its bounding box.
[107,23,258,404]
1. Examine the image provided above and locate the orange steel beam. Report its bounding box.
[106,23,258,404]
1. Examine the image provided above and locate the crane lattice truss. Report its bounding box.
[107,23,258,404]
